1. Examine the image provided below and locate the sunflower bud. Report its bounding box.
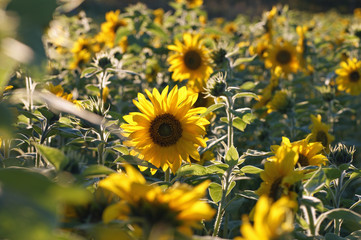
[328,143,355,167]
[205,72,227,97]
[211,48,227,67]
[98,56,113,70]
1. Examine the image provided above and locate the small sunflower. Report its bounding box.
[121,85,209,174]
[335,58,361,95]
[100,10,128,48]
[266,90,292,114]
[99,165,215,238]
[69,49,91,70]
[265,39,300,75]
[153,8,164,25]
[45,83,82,107]
[176,0,203,8]
[271,136,327,167]
[309,114,335,152]
[235,195,296,240]
[256,144,303,201]
[168,33,213,84]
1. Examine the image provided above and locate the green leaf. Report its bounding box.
[233,117,247,131]
[35,144,69,171]
[37,107,55,121]
[304,168,326,195]
[82,165,116,178]
[0,168,90,240]
[176,163,229,178]
[115,155,157,169]
[323,167,341,182]
[113,146,129,155]
[301,196,325,212]
[232,55,256,67]
[237,190,259,200]
[346,230,361,240]
[240,81,256,90]
[325,233,346,240]
[209,182,222,203]
[226,181,236,196]
[200,103,225,117]
[232,92,259,101]
[315,208,361,235]
[225,146,239,167]
[148,23,167,38]
[115,28,132,44]
[81,67,100,78]
[242,113,255,124]
[240,165,263,174]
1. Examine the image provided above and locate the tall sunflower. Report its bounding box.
[256,144,303,201]
[271,136,327,167]
[99,165,215,238]
[235,195,296,240]
[335,58,361,95]
[167,33,213,85]
[309,114,335,153]
[121,85,209,174]
[265,39,300,75]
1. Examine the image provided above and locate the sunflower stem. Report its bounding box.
[305,205,316,236]
[165,168,171,182]
[225,95,234,148]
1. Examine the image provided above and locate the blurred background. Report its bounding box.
[80,0,361,20]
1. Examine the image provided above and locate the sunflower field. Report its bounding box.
[1,0,361,239]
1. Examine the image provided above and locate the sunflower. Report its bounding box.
[235,195,296,240]
[69,49,91,70]
[167,33,213,84]
[176,0,203,8]
[100,10,128,48]
[45,83,81,105]
[249,35,270,60]
[99,165,215,238]
[335,58,361,95]
[266,90,292,114]
[153,8,164,25]
[256,144,303,201]
[265,39,300,75]
[271,136,327,167]
[121,85,209,174]
[309,114,335,152]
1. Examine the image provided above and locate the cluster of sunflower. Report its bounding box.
[1,0,361,240]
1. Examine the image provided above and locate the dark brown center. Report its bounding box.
[269,177,283,201]
[316,130,328,148]
[297,154,309,167]
[184,50,202,70]
[149,113,182,147]
[349,71,360,83]
[276,49,292,65]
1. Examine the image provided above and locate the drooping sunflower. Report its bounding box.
[309,114,335,152]
[265,39,300,75]
[121,85,209,174]
[235,195,296,240]
[167,33,213,86]
[271,136,328,167]
[99,165,215,238]
[335,58,361,95]
[256,144,303,201]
